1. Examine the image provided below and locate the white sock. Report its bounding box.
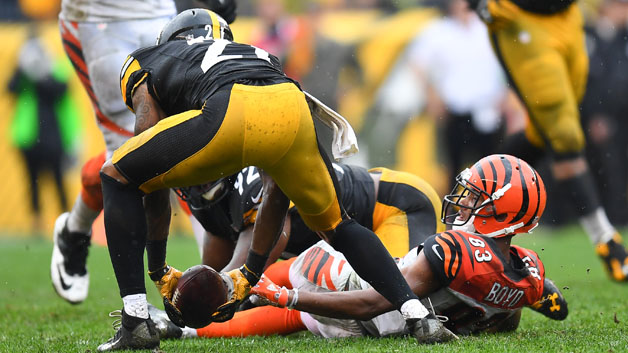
[400,299,429,321]
[182,327,198,338]
[122,294,149,319]
[66,196,100,234]
[579,207,616,244]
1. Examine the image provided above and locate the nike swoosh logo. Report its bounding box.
[251,187,263,204]
[57,264,72,290]
[432,244,443,261]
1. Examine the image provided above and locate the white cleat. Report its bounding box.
[50,212,91,304]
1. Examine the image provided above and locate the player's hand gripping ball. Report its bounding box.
[170,265,229,328]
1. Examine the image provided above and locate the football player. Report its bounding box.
[176,163,444,271]
[98,9,454,351]
[51,0,237,306]
[247,154,565,338]
[465,0,628,281]
[150,154,567,340]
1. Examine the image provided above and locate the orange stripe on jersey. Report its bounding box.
[438,232,461,279]
[300,246,337,290]
[435,236,451,277]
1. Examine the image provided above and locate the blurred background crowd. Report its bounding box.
[1,0,627,236]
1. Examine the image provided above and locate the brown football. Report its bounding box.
[171,265,228,328]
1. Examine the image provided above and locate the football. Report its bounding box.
[171,265,228,328]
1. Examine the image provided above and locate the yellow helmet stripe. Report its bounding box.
[206,10,221,39]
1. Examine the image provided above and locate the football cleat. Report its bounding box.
[407,313,459,344]
[147,303,183,339]
[596,233,628,282]
[50,212,91,304]
[97,308,160,351]
[530,278,568,320]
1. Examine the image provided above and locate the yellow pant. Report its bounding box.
[113,82,342,231]
[487,1,588,155]
[370,167,445,257]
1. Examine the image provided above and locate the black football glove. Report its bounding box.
[195,0,237,24]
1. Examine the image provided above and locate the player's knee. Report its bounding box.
[549,128,585,155]
[81,153,106,191]
[324,218,358,246]
[100,159,129,185]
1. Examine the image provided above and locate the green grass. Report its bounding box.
[1,226,627,352]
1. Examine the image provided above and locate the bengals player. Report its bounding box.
[248,154,567,337]
[99,9,449,351]
[465,0,628,282]
[176,163,444,271]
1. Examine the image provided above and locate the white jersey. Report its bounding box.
[60,0,176,22]
[289,241,412,338]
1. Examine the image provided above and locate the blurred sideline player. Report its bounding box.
[176,163,444,271]
[466,0,628,281]
[50,0,237,304]
[97,9,453,351]
[151,154,568,340]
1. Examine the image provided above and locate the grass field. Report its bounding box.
[1,225,627,353]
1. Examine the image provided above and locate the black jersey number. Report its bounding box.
[200,39,271,73]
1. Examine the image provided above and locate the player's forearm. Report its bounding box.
[293,289,393,321]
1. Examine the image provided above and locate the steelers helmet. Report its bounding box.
[441,154,546,238]
[157,8,233,45]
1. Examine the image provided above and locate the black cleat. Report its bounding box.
[97,308,160,351]
[407,313,459,344]
[148,303,183,339]
[530,278,568,320]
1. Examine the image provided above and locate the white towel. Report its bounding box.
[304,91,359,161]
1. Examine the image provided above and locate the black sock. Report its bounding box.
[146,239,168,273]
[556,171,601,217]
[241,249,268,286]
[101,172,147,297]
[330,219,418,309]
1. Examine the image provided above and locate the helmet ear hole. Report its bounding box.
[495,213,508,222]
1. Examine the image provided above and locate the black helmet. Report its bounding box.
[157,8,233,45]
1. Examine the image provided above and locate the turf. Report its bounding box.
[1,226,627,352]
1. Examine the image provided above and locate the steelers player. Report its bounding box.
[97,9,453,351]
[466,0,628,282]
[176,163,444,272]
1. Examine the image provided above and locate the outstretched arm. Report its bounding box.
[253,250,442,321]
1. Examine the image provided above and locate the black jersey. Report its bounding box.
[120,38,296,116]
[183,164,375,249]
[510,0,575,14]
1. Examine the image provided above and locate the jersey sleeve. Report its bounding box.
[119,49,155,112]
[422,232,465,287]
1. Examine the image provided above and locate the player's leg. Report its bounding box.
[491,4,628,281]
[259,86,452,341]
[370,168,442,256]
[50,152,104,304]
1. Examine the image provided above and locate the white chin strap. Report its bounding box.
[453,216,477,233]
[482,222,525,238]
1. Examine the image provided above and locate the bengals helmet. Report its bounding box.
[442,154,546,238]
[157,8,233,45]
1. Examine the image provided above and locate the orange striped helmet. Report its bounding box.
[441,154,546,238]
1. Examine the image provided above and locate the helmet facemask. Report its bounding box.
[442,168,498,230]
